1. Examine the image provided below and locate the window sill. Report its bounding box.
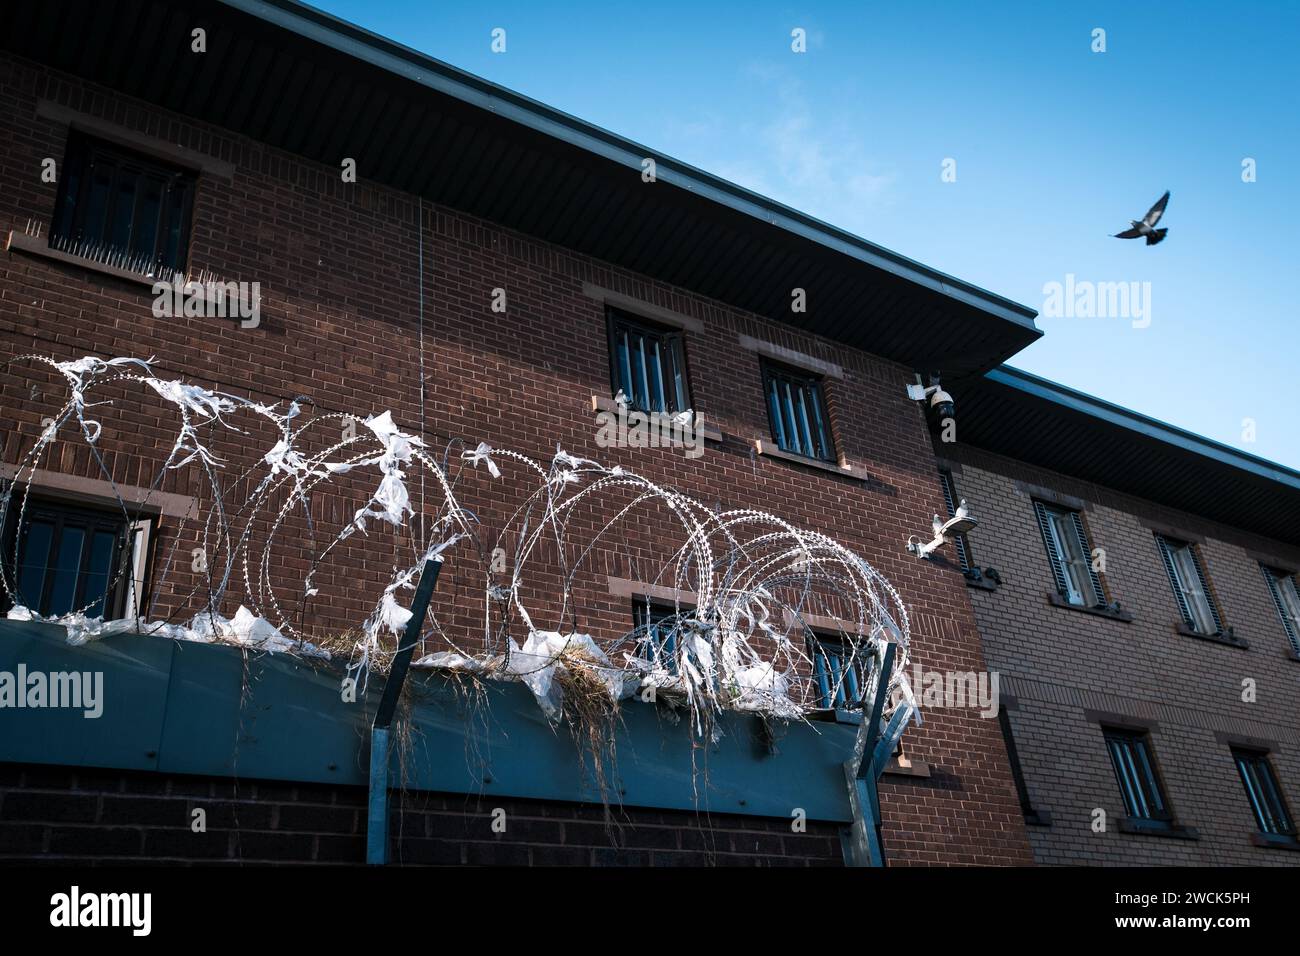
[1117,817,1199,840]
[1250,832,1300,851]
[1046,592,1134,622]
[1176,623,1248,650]
[7,229,160,288]
[752,439,867,482]
[590,395,723,443]
[882,757,931,779]
[1286,648,1300,663]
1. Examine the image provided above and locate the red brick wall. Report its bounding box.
[946,445,1300,865]
[0,53,1032,865]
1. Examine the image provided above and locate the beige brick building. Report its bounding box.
[941,366,1300,865]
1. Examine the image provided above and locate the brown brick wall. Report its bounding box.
[946,444,1300,865]
[0,53,1032,865]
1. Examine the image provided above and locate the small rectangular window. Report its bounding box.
[1232,749,1295,838]
[50,130,197,277]
[938,470,972,571]
[1261,565,1300,655]
[1103,728,1172,823]
[632,601,690,674]
[808,633,871,710]
[1,497,131,619]
[1155,535,1222,635]
[761,361,834,462]
[1033,501,1102,606]
[607,310,691,415]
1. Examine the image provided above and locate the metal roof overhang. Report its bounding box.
[960,367,1300,547]
[0,0,1041,378]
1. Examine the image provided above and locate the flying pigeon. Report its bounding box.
[1113,191,1170,245]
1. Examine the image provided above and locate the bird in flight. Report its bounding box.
[1113,191,1170,245]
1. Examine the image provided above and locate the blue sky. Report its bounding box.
[314,0,1299,469]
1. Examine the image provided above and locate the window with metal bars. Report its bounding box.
[632,601,690,674]
[1155,535,1223,635]
[1033,501,1103,607]
[808,634,871,710]
[51,131,197,276]
[1232,749,1295,838]
[938,469,972,571]
[1260,565,1300,655]
[0,497,131,619]
[606,310,691,415]
[1103,728,1172,824]
[761,361,835,463]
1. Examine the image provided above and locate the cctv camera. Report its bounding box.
[905,372,955,425]
[929,388,954,421]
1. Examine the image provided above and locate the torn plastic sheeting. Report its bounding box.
[728,661,800,718]
[5,605,329,659]
[506,631,634,721]
[411,650,490,672]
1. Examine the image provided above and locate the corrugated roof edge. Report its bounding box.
[990,365,1300,491]
[221,0,1040,333]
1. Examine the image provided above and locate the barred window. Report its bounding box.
[1103,728,1171,824]
[761,361,834,462]
[1232,749,1295,838]
[51,131,197,276]
[607,310,690,415]
[632,601,690,674]
[808,634,871,710]
[1,497,131,619]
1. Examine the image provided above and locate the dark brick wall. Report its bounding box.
[0,52,1033,865]
[0,763,844,866]
[945,445,1300,866]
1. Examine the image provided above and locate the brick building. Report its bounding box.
[2,0,1295,870]
[0,0,1037,865]
[945,368,1300,864]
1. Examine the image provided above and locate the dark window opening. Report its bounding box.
[607,310,691,415]
[1103,728,1172,824]
[1,495,134,620]
[50,130,197,277]
[761,361,834,462]
[1232,748,1295,838]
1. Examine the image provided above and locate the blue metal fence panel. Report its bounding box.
[0,620,173,770]
[0,621,856,823]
